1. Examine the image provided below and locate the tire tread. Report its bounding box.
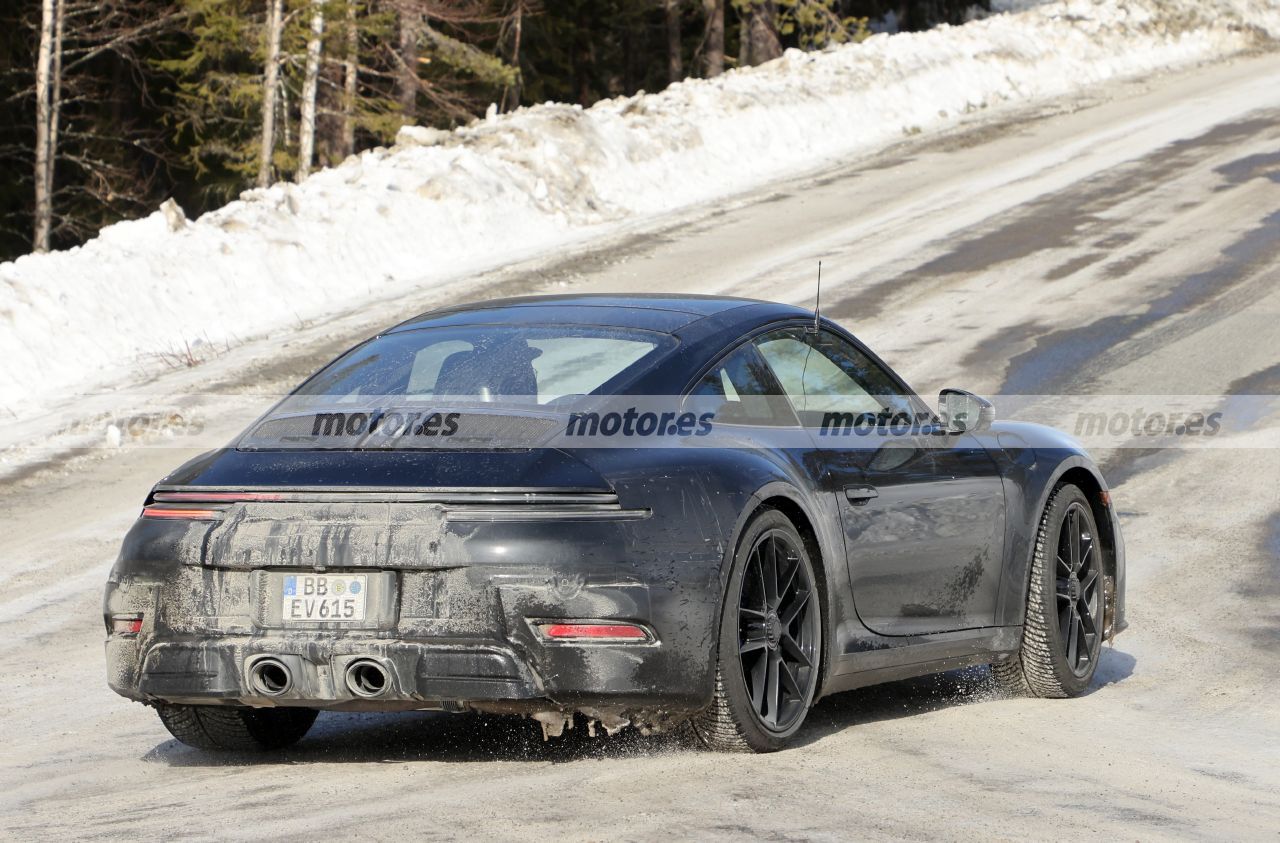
[690,664,757,753]
[689,508,820,753]
[156,703,317,751]
[993,483,1097,698]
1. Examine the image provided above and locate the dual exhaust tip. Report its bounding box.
[344,659,391,699]
[248,657,293,697]
[247,656,391,699]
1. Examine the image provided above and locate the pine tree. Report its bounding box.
[0,0,989,260]
[160,0,275,200]
[388,1,521,125]
[777,0,870,49]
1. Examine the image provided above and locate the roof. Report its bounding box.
[386,294,809,335]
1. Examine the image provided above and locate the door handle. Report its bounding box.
[844,485,878,505]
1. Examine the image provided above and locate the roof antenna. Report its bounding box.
[809,261,823,333]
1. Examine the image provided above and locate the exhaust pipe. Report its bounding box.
[248,657,293,697]
[345,659,390,698]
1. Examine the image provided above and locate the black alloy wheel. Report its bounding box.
[992,483,1106,698]
[1056,500,1101,676]
[693,509,822,752]
[737,527,821,731]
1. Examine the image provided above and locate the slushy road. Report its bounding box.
[2,50,1278,840]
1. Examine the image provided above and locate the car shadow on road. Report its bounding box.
[1092,646,1137,688]
[791,646,1136,749]
[144,648,1135,767]
[143,708,693,767]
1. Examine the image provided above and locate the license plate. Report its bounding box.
[281,574,367,622]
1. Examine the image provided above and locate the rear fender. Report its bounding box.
[722,480,848,702]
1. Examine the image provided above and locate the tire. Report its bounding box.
[993,483,1105,698]
[156,703,318,751]
[692,509,822,752]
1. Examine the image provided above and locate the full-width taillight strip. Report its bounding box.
[141,506,224,520]
[152,491,286,503]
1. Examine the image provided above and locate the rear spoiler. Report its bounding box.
[143,486,650,523]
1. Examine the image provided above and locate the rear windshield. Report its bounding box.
[296,324,671,403]
[238,324,674,450]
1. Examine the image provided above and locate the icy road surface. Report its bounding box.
[2,53,1279,839]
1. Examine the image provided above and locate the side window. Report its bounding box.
[688,343,800,427]
[755,328,918,426]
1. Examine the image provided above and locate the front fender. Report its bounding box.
[978,423,1126,635]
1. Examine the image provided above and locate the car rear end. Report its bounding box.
[105,471,725,733]
[104,311,753,741]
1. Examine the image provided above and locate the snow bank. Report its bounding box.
[2,0,1277,417]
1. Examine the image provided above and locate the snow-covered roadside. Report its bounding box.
[1,0,1277,421]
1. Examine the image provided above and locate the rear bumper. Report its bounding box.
[107,633,680,712]
[105,561,721,716]
[105,486,728,720]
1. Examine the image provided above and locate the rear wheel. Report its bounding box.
[692,510,822,752]
[993,483,1104,697]
[156,703,317,751]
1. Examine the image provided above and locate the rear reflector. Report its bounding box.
[540,623,650,641]
[141,506,223,520]
[111,615,144,634]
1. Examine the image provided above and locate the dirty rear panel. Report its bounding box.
[105,482,724,720]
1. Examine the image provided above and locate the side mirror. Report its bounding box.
[939,388,995,434]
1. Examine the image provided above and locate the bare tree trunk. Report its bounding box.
[297,0,326,181]
[622,14,636,95]
[396,2,420,123]
[33,0,57,252]
[744,0,781,66]
[280,83,291,148]
[500,1,524,112]
[341,0,359,157]
[258,0,284,187]
[665,0,683,84]
[49,0,64,203]
[702,0,724,77]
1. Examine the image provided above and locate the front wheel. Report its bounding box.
[993,483,1105,697]
[692,509,822,752]
[156,703,318,751]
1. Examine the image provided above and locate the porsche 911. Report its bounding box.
[105,294,1126,753]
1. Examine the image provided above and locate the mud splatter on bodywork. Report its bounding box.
[105,481,727,724]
